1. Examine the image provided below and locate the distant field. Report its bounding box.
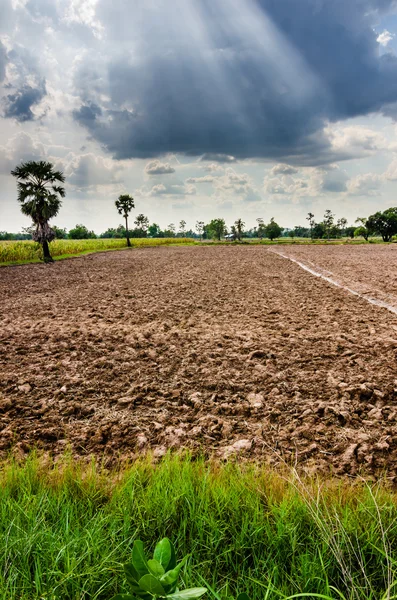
[0,237,194,264]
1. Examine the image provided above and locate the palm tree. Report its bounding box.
[306,212,315,240]
[11,161,65,263]
[115,194,135,247]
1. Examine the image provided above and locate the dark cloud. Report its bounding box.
[70,0,397,164]
[3,80,46,122]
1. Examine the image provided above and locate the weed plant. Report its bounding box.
[0,454,396,599]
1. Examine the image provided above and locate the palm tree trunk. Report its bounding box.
[42,240,53,263]
[125,216,131,247]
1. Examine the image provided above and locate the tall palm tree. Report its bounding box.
[11,161,65,263]
[115,194,135,247]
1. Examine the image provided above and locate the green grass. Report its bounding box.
[0,238,195,266]
[1,454,397,600]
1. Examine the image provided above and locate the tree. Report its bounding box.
[256,218,266,240]
[52,225,67,239]
[165,223,176,237]
[179,220,187,236]
[148,223,162,238]
[234,218,245,241]
[11,160,65,263]
[355,217,370,241]
[354,226,369,240]
[68,224,96,239]
[195,221,204,241]
[100,225,126,238]
[306,212,315,240]
[134,213,149,237]
[367,208,397,242]
[208,218,226,241]
[345,226,356,239]
[288,229,295,239]
[115,194,135,247]
[265,218,283,241]
[337,217,348,235]
[323,209,334,241]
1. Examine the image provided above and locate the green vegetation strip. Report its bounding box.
[0,454,397,599]
[0,238,195,266]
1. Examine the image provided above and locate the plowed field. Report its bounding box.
[1,245,397,476]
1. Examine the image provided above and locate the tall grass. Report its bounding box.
[0,454,396,599]
[0,238,195,264]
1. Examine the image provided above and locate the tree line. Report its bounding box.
[6,160,397,262]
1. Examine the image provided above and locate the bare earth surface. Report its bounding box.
[1,245,397,476]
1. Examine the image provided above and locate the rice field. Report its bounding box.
[0,237,195,264]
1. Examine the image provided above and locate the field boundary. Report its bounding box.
[270,248,397,317]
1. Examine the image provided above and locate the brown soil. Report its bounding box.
[1,245,397,476]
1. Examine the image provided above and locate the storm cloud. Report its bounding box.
[3,80,46,122]
[70,0,397,165]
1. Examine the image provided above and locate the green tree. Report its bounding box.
[306,212,315,240]
[52,225,67,239]
[288,229,295,239]
[134,214,149,235]
[68,224,96,239]
[256,218,266,240]
[148,223,162,238]
[115,194,135,247]
[195,220,204,241]
[11,160,65,263]
[354,226,369,240]
[323,209,334,241]
[265,218,283,241]
[337,217,348,235]
[367,208,397,242]
[234,218,245,241]
[345,226,356,239]
[165,223,176,237]
[208,218,226,241]
[179,220,187,236]
[355,217,370,241]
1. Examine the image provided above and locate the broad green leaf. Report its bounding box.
[110,595,135,600]
[132,540,149,578]
[166,587,207,600]
[148,559,165,577]
[154,538,172,570]
[124,563,140,587]
[236,594,250,600]
[168,540,177,571]
[161,556,189,587]
[139,574,167,597]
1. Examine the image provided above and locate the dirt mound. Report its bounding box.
[1,245,397,476]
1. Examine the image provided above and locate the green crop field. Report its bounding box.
[1,454,396,600]
[0,238,195,265]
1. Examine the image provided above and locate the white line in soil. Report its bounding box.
[270,249,397,317]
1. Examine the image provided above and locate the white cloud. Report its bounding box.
[145,159,175,175]
[325,124,389,158]
[377,30,395,47]
[213,168,262,203]
[271,164,299,176]
[186,175,214,184]
[147,182,196,197]
[346,173,382,196]
[65,152,123,187]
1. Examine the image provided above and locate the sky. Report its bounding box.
[2,1,397,233]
